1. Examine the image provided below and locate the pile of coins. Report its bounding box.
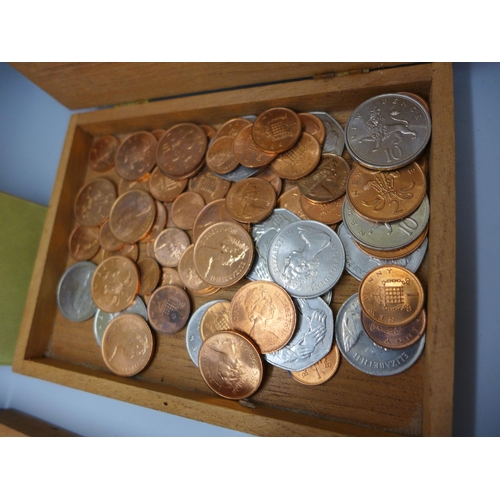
[57,92,431,396]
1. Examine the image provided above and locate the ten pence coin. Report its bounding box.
[198,330,263,400]
[101,313,154,377]
[252,107,302,153]
[88,135,119,172]
[115,131,157,181]
[74,178,117,227]
[147,285,191,334]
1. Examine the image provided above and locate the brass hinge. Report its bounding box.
[314,68,370,80]
[114,99,149,108]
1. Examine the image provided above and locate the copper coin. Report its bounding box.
[225,177,276,223]
[109,190,156,243]
[230,281,296,354]
[300,193,344,225]
[188,167,231,204]
[102,243,139,262]
[194,221,254,287]
[359,265,425,327]
[361,308,426,349]
[69,225,100,261]
[178,244,212,292]
[161,267,185,288]
[200,301,232,341]
[99,220,125,252]
[347,162,427,223]
[118,176,151,196]
[137,257,161,296]
[91,256,140,313]
[157,123,207,179]
[164,202,177,228]
[198,330,263,400]
[74,178,117,227]
[88,135,119,172]
[144,200,168,242]
[398,92,430,113]
[415,153,428,176]
[147,285,191,334]
[151,129,167,140]
[276,186,308,220]
[256,165,282,195]
[214,117,252,141]
[298,153,350,203]
[290,344,341,385]
[115,131,157,181]
[148,166,187,202]
[199,124,217,141]
[101,313,154,377]
[298,113,326,146]
[252,107,302,153]
[206,136,240,175]
[191,286,221,297]
[232,124,276,168]
[153,227,190,267]
[171,191,206,230]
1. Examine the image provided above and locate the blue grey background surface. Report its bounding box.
[0,62,497,436]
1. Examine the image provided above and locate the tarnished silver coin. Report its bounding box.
[337,223,428,281]
[214,164,264,181]
[310,111,345,155]
[186,300,227,367]
[343,195,429,251]
[345,93,431,170]
[247,208,300,282]
[93,296,148,347]
[57,261,97,322]
[268,220,345,298]
[265,296,334,371]
[336,293,425,376]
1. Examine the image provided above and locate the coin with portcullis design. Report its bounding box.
[147,285,191,334]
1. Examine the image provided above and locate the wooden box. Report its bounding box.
[12,63,455,436]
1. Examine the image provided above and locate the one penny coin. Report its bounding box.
[144,201,168,242]
[200,300,232,341]
[161,267,185,288]
[298,113,326,146]
[147,285,191,334]
[230,281,296,354]
[88,135,119,172]
[118,177,150,196]
[137,257,161,296]
[359,265,424,327]
[198,330,263,400]
[74,178,117,227]
[252,107,302,153]
[214,117,252,141]
[178,244,212,292]
[171,191,205,230]
[276,186,308,220]
[115,131,157,181]
[290,344,341,385]
[256,166,282,196]
[101,314,154,377]
[206,135,240,175]
[153,228,190,267]
[91,256,140,313]
[69,225,100,261]
[188,167,231,204]
[99,220,125,252]
[300,193,345,225]
[232,124,276,168]
[102,243,139,262]
[148,166,188,202]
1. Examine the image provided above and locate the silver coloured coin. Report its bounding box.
[336,293,425,376]
[268,220,345,298]
[345,93,431,170]
[242,114,257,122]
[214,164,264,181]
[247,208,300,281]
[93,296,148,347]
[185,300,226,367]
[338,223,428,281]
[342,195,429,251]
[265,296,334,372]
[321,290,333,305]
[57,261,97,322]
[309,111,345,155]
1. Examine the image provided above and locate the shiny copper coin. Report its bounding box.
[145,201,168,242]
[298,113,326,146]
[118,176,150,196]
[115,131,157,181]
[298,153,350,203]
[88,135,119,172]
[398,92,430,113]
[69,225,100,261]
[91,256,140,313]
[214,117,252,141]
[191,286,221,297]
[157,123,207,179]
[206,136,240,174]
[188,167,231,204]
[347,162,426,223]
[102,243,139,262]
[361,308,426,349]
[137,257,161,296]
[230,281,296,354]
[271,132,321,180]
[147,284,191,334]
[290,344,341,385]
[109,190,156,243]
[161,267,185,288]
[198,330,263,400]
[225,177,276,223]
[178,244,212,292]
[232,124,277,168]
[256,165,282,195]
[194,221,254,287]
[415,153,429,176]
[276,186,308,220]
[300,193,345,225]
[99,220,125,252]
[148,167,187,202]
[200,301,232,341]
[171,191,205,230]
[252,107,302,153]
[74,178,117,227]
[359,265,425,327]
[101,314,154,377]
[153,227,190,267]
